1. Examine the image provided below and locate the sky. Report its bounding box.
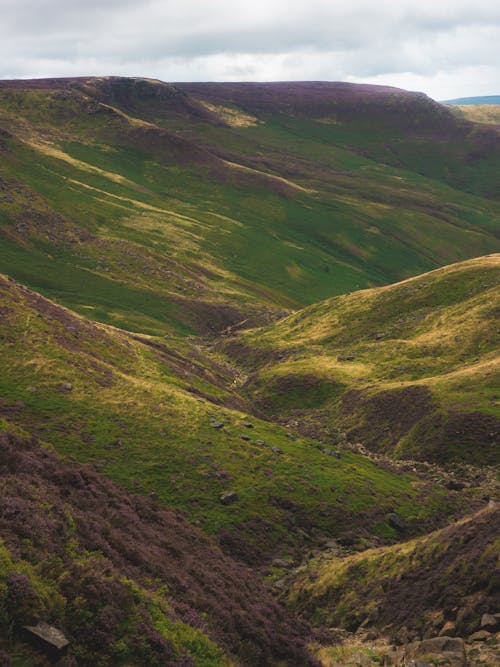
[1,0,499,100]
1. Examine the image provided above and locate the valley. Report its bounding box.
[0,77,498,666]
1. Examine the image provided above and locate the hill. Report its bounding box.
[444,95,500,105]
[287,504,500,640]
[0,424,314,666]
[452,105,500,126]
[0,272,466,567]
[224,255,500,464]
[0,77,499,337]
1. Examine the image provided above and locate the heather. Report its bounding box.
[0,428,315,666]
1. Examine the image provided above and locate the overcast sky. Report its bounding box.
[1,0,499,100]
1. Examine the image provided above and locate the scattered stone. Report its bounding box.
[59,382,73,393]
[255,440,266,446]
[338,352,356,361]
[240,434,251,441]
[242,422,254,429]
[22,622,70,656]
[439,620,456,636]
[388,513,406,532]
[469,630,492,642]
[410,636,466,667]
[481,613,500,631]
[219,491,238,505]
[351,651,372,667]
[270,446,283,454]
[26,386,37,393]
[374,333,385,340]
[210,420,223,429]
[322,448,341,458]
[272,558,292,569]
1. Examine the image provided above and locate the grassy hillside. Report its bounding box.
[0,77,499,337]
[0,425,315,666]
[225,255,500,464]
[287,505,500,639]
[0,273,465,564]
[453,105,500,126]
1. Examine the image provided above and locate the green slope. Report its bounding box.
[0,78,499,337]
[287,505,500,639]
[225,255,500,464]
[0,273,464,563]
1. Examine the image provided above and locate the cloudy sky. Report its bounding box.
[1,0,499,100]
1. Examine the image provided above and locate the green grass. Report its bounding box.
[229,255,500,463]
[1,80,499,339]
[0,273,463,557]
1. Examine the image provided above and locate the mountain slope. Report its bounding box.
[287,504,500,639]
[0,272,467,564]
[0,424,314,666]
[0,77,499,337]
[224,255,500,464]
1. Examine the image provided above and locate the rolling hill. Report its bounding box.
[0,77,499,338]
[224,255,500,465]
[0,77,499,665]
[287,504,500,639]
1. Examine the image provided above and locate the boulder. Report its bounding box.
[481,613,500,631]
[219,491,238,505]
[22,622,69,657]
[469,630,492,642]
[210,420,224,429]
[410,636,465,667]
[388,513,406,532]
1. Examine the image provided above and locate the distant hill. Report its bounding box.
[443,95,500,105]
[0,77,500,337]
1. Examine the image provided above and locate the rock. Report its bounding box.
[382,649,405,666]
[240,434,251,441]
[338,353,356,361]
[351,651,373,667]
[210,420,224,429]
[219,491,238,505]
[22,622,69,656]
[374,333,385,340]
[481,613,500,631]
[469,630,492,642]
[255,440,266,446]
[26,386,37,393]
[322,448,341,458]
[242,422,254,429]
[272,558,292,569]
[411,636,466,667]
[388,513,406,532]
[59,382,74,393]
[439,620,456,636]
[270,446,283,454]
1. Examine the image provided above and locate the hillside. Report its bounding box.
[225,255,500,464]
[0,77,499,337]
[0,77,499,665]
[452,105,500,126]
[0,425,314,666]
[444,95,500,105]
[287,505,500,639]
[0,272,466,567]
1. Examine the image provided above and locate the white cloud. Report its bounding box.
[0,0,499,99]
